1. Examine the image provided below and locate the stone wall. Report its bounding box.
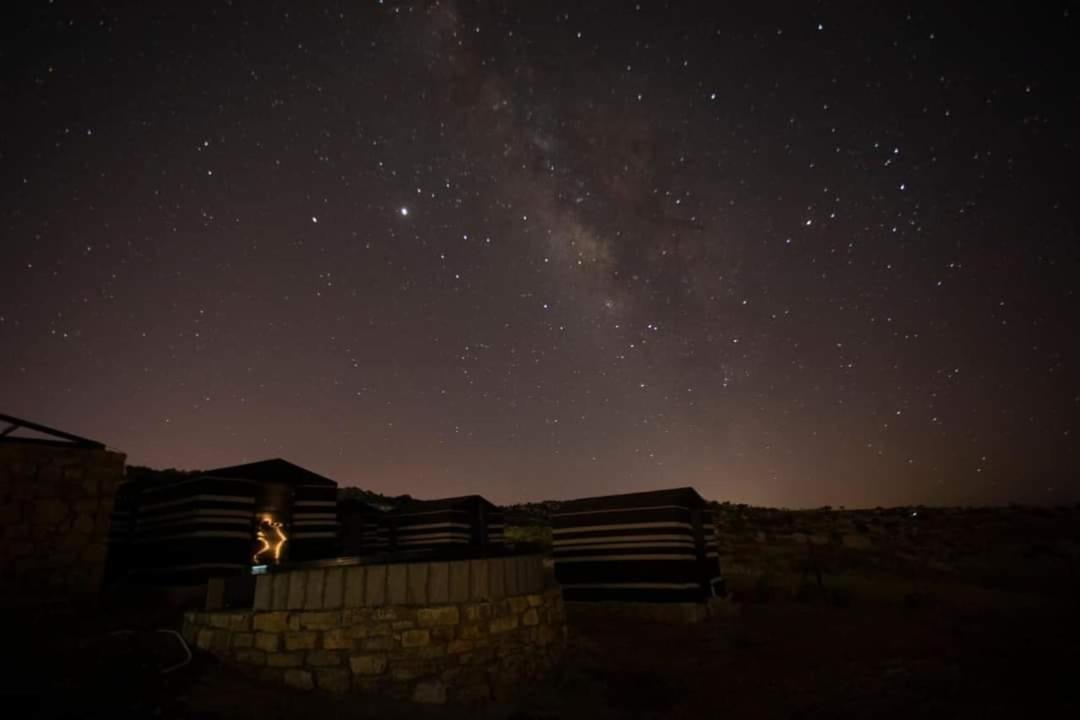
[0,442,124,596]
[182,562,566,704]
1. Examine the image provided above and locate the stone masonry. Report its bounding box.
[183,555,566,704]
[0,442,124,595]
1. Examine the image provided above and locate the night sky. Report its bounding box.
[3,2,1078,507]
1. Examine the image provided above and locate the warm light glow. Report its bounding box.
[254,515,288,564]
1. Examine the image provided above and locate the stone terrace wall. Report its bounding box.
[0,442,124,596]
[183,587,565,703]
[248,553,548,612]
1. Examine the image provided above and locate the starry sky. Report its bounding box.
[2,1,1078,508]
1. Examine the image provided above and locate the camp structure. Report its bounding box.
[551,486,724,621]
[110,458,339,584]
[384,495,505,554]
[338,497,390,555]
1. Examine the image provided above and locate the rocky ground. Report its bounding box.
[4,503,1079,718]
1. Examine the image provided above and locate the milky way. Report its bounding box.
[2,2,1077,506]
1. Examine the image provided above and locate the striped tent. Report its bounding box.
[552,487,723,603]
[338,497,390,555]
[113,458,339,584]
[206,459,340,562]
[386,495,505,553]
[130,474,257,582]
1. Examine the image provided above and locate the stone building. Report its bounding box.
[0,413,124,598]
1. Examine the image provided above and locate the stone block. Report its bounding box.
[406,562,428,605]
[34,499,67,526]
[366,622,391,637]
[304,569,326,610]
[298,611,339,630]
[210,629,231,654]
[362,636,394,651]
[180,616,197,646]
[489,615,518,634]
[489,558,506,599]
[449,560,470,603]
[464,603,492,622]
[459,623,485,640]
[234,649,267,666]
[267,653,305,668]
[253,575,273,610]
[254,632,280,652]
[372,607,397,621]
[505,557,520,596]
[253,612,288,633]
[522,608,539,626]
[365,565,387,606]
[391,620,415,631]
[305,650,343,667]
[447,639,475,655]
[227,613,251,632]
[196,628,214,650]
[322,627,351,650]
[315,668,350,693]
[284,631,318,651]
[469,559,490,601]
[428,562,450,604]
[390,660,432,682]
[413,679,447,704]
[387,564,408,605]
[283,669,314,690]
[417,644,446,660]
[271,573,289,610]
[349,654,388,675]
[417,606,460,627]
[508,596,529,614]
[323,567,344,609]
[343,566,365,607]
[526,593,544,607]
[286,571,307,609]
[232,632,254,649]
[342,607,372,625]
[400,629,430,648]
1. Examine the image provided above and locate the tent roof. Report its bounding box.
[203,458,337,487]
[553,486,707,514]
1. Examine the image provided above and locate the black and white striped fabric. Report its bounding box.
[205,459,340,563]
[339,499,390,555]
[131,475,256,583]
[552,487,723,603]
[388,495,505,553]
[114,458,341,584]
[288,482,339,560]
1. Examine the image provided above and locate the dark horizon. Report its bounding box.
[2,2,1078,509]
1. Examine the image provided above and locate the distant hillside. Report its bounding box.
[338,486,408,510]
[124,465,200,485]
